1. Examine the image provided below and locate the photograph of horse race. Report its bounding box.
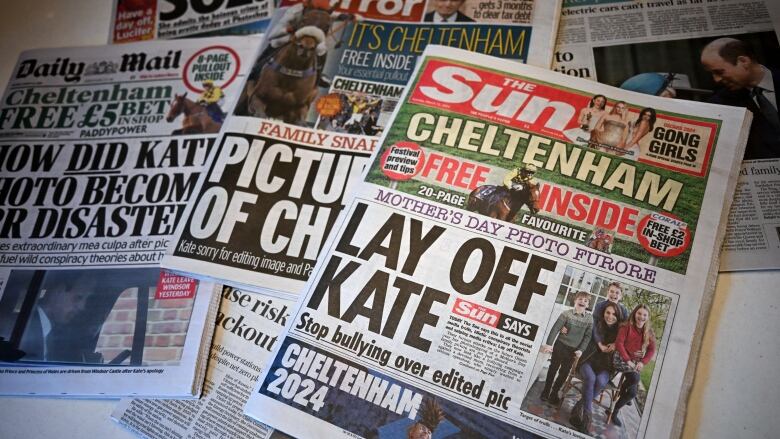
[166,87,226,135]
[234,1,427,132]
[235,0,357,125]
[315,91,388,136]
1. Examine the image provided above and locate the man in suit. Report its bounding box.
[424,0,475,22]
[700,37,780,160]
[18,276,93,362]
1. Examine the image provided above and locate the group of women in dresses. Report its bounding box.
[568,94,658,160]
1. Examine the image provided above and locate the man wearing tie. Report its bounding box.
[424,0,475,23]
[700,37,780,160]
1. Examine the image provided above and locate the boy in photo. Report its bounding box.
[540,291,592,405]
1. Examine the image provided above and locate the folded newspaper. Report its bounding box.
[243,46,750,439]
[110,0,274,43]
[162,118,376,298]
[553,0,780,271]
[112,285,293,438]
[0,37,262,396]
[233,0,561,136]
[161,0,562,297]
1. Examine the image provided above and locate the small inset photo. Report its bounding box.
[521,266,673,438]
[315,91,386,136]
[0,268,196,366]
[593,31,780,160]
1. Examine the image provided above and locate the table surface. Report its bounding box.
[0,2,778,439]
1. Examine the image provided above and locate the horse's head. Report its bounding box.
[166,93,187,122]
[291,26,327,61]
[294,36,319,60]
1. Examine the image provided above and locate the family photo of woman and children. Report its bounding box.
[521,268,673,439]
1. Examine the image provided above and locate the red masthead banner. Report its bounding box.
[279,0,427,22]
[409,58,719,177]
[409,58,588,141]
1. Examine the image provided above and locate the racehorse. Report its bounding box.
[241,6,355,123]
[245,28,322,124]
[165,94,222,135]
[466,182,540,222]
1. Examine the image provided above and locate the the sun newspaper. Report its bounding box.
[162,119,376,298]
[554,0,780,271]
[234,0,561,137]
[242,46,750,439]
[112,285,294,439]
[0,37,262,396]
[110,0,274,43]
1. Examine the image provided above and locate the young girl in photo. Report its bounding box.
[611,304,656,427]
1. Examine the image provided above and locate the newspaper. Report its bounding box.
[162,118,376,298]
[243,46,749,439]
[0,271,221,397]
[770,0,780,26]
[234,0,561,136]
[112,285,293,438]
[553,0,780,271]
[0,37,262,396]
[110,0,274,43]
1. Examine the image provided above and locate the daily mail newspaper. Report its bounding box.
[243,46,750,439]
[234,0,561,137]
[554,0,780,271]
[0,37,262,396]
[162,118,376,298]
[110,0,274,43]
[112,285,294,438]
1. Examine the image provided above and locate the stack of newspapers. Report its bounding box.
[2,1,776,438]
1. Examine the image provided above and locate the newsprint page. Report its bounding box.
[554,0,780,271]
[110,0,275,43]
[112,285,294,439]
[233,0,561,137]
[162,119,376,298]
[244,46,750,439]
[162,0,561,296]
[0,37,261,396]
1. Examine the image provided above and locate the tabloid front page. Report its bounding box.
[112,285,293,438]
[234,0,561,137]
[110,0,274,43]
[554,0,780,271]
[162,118,376,298]
[243,46,749,439]
[0,37,261,396]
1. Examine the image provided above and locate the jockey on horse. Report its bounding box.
[468,163,541,221]
[196,80,226,123]
[250,0,341,88]
[502,163,541,218]
[503,164,539,194]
